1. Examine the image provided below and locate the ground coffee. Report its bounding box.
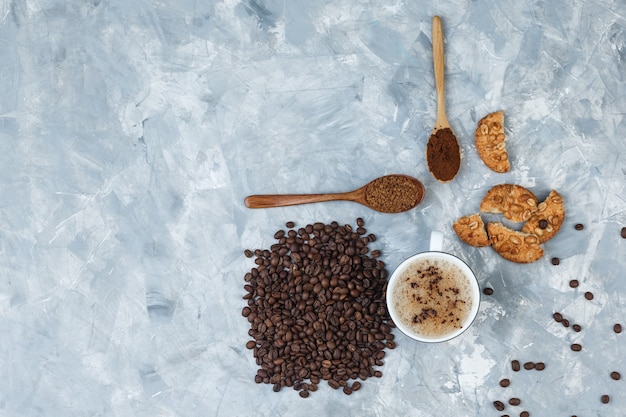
[426,127,460,182]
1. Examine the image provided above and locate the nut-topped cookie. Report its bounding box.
[521,190,565,243]
[453,213,490,247]
[488,222,544,263]
[480,184,538,222]
[475,111,510,173]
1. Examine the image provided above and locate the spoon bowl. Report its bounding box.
[244,174,425,213]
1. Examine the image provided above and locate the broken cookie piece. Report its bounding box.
[475,111,510,173]
[488,222,544,263]
[479,184,538,222]
[521,190,565,244]
[453,213,490,247]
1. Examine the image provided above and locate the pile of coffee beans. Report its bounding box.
[242,219,395,397]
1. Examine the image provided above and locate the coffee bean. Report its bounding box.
[244,249,254,258]
[574,223,584,230]
[569,279,579,288]
[551,257,560,265]
[571,343,582,352]
[614,323,622,333]
[553,312,563,322]
[500,378,510,387]
[610,371,621,380]
[299,390,309,398]
[493,401,505,411]
[562,319,570,328]
[511,360,521,372]
[357,217,364,227]
[508,398,521,406]
[572,324,582,332]
[535,362,545,371]
[601,394,610,404]
[621,227,626,238]
[342,386,353,395]
[285,221,295,228]
[483,287,494,296]
[539,219,548,229]
[584,291,594,300]
[520,412,530,417]
[523,362,535,370]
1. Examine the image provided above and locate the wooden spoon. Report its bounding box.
[426,16,461,183]
[244,174,425,213]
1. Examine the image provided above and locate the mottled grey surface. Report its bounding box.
[1,0,625,416]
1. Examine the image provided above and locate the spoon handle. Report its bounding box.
[432,16,448,127]
[244,192,355,209]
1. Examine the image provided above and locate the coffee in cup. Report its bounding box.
[386,232,480,343]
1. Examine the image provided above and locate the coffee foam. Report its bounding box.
[391,257,474,339]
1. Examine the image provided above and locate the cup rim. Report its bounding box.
[386,251,480,343]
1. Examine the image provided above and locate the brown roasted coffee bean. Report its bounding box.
[520,412,529,417]
[511,360,521,372]
[584,291,594,300]
[610,371,621,380]
[551,257,560,265]
[553,312,563,322]
[535,362,545,371]
[571,343,582,352]
[621,227,626,238]
[569,279,579,288]
[493,401,505,411]
[614,323,622,333]
[523,362,535,370]
[574,223,584,230]
[601,394,610,404]
[244,249,254,258]
[285,221,295,228]
[562,319,570,328]
[508,398,521,406]
[499,378,510,387]
[572,324,582,332]
[483,287,494,296]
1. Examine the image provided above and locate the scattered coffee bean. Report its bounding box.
[520,412,530,417]
[243,219,393,396]
[244,249,254,258]
[553,312,563,322]
[569,279,579,288]
[601,394,610,404]
[614,323,622,333]
[352,381,362,391]
[523,362,535,370]
[285,221,295,228]
[535,362,545,371]
[610,371,621,380]
[356,217,364,227]
[500,378,510,387]
[551,257,560,265]
[621,227,626,239]
[584,291,594,300]
[574,223,584,230]
[508,398,521,406]
[562,319,570,328]
[539,219,548,229]
[572,324,582,332]
[571,343,582,352]
[493,400,505,411]
[511,360,521,372]
[483,287,494,296]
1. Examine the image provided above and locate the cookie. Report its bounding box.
[503,185,539,222]
[521,190,565,243]
[475,111,510,173]
[479,184,512,214]
[479,184,538,222]
[488,222,544,263]
[453,214,491,247]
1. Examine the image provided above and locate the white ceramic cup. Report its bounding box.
[386,231,480,343]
